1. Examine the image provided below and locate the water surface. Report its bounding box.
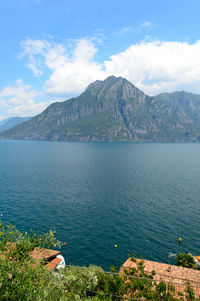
[0,140,200,269]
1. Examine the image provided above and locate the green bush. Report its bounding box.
[0,221,65,300]
[176,253,197,269]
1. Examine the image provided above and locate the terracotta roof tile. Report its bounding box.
[120,258,200,299]
[31,248,60,262]
[45,257,62,272]
[2,243,61,271]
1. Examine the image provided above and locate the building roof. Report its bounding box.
[45,257,62,272]
[120,258,200,299]
[31,247,60,263]
[2,243,62,271]
[31,247,61,270]
[121,258,200,283]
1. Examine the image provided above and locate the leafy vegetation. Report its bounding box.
[0,221,198,300]
[176,253,197,269]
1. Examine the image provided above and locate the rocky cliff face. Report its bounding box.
[1,76,200,142]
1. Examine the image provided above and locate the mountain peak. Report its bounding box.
[85,75,146,101]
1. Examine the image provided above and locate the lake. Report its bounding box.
[0,140,200,270]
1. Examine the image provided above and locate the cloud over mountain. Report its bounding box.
[21,38,200,97]
[3,37,200,120]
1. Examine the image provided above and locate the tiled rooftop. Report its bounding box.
[30,247,61,271]
[45,257,62,272]
[120,258,200,299]
[31,247,60,262]
[2,243,62,271]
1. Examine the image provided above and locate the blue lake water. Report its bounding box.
[0,140,200,270]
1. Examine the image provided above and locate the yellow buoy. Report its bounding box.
[179,237,182,243]
[114,244,117,248]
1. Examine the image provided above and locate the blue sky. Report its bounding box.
[1,0,200,120]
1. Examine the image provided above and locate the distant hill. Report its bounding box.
[0,117,32,133]
[1,76,200,142]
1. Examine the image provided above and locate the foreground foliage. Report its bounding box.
[0,221,198,300]
[176,252,197,269]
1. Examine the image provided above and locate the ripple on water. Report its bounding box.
[1,141,200,269]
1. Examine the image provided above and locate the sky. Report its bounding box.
[1,0,200,120]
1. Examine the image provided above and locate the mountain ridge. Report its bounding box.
[0,116,32,133]
[1,76,200,142]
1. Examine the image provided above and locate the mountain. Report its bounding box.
[1,76,200,142]
[0,117,32,133]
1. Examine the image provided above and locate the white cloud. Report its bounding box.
[0,79,39,105]
[21,39,50,55]
[7,99,47,116]
[44,44,68,70]
[21,38,105,96]
[104,40,200,95]
[20,39,51,75]
[141,21,151,28]
[117,27,133,34]
[45,39,106,95]
[26,55,43,76]
[21,38,200,96]
[0,79,49,119]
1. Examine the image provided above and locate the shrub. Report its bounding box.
[176,253,197,269]
[0,221,64,300]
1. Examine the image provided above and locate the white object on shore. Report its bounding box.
[56,255,65,270]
